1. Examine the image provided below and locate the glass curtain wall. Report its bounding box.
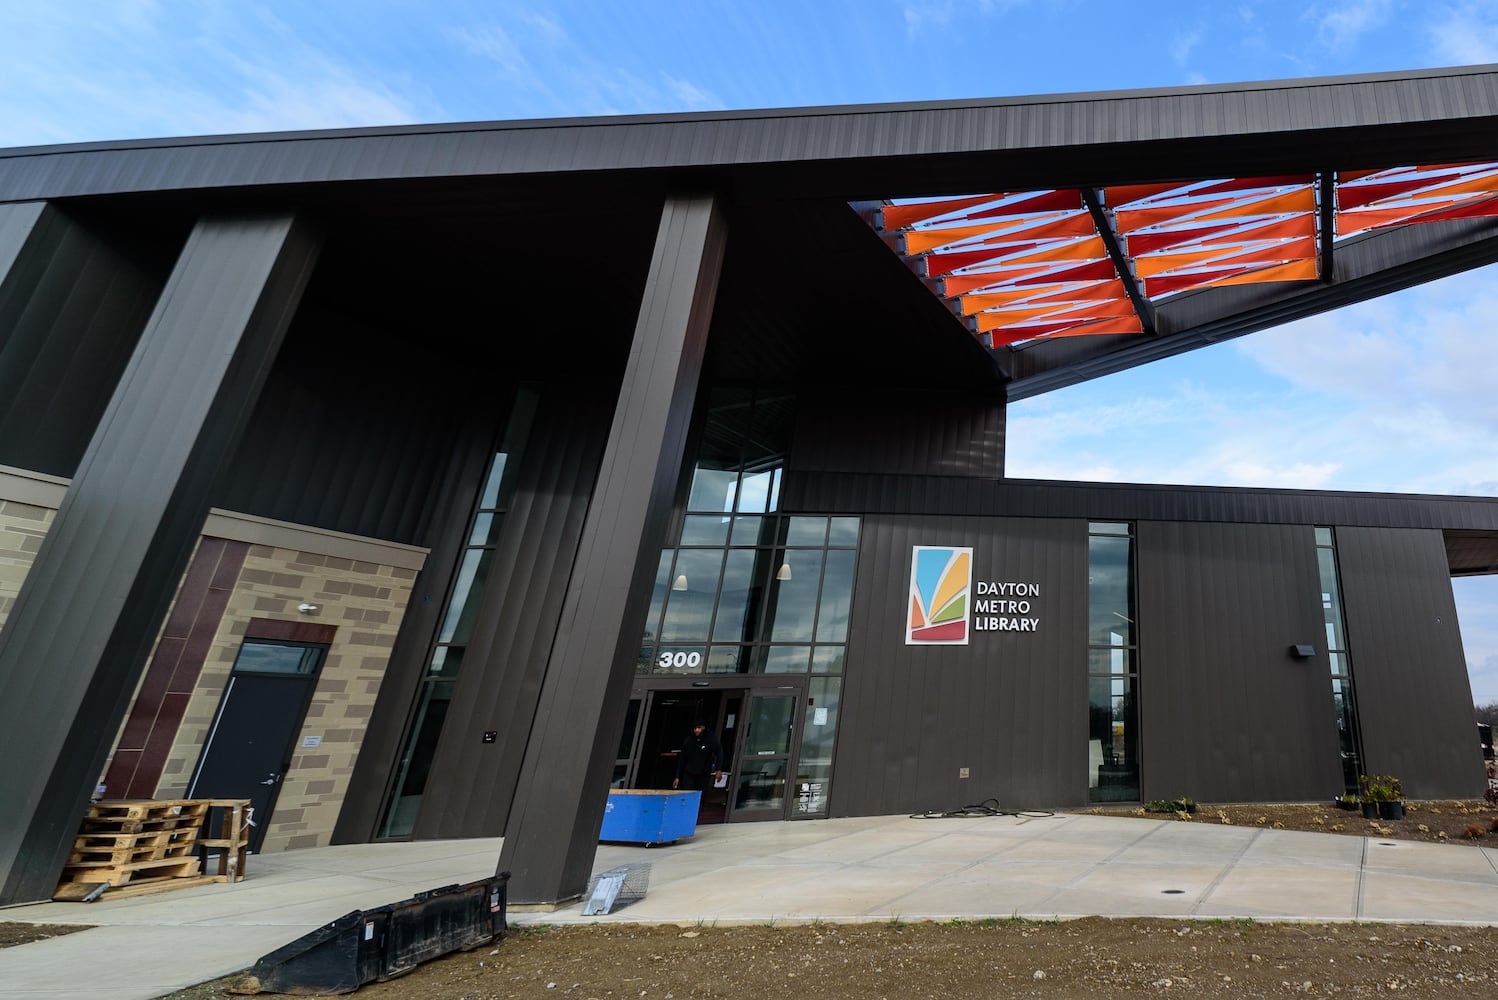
[1316,526,1364,795]
[377,388,539,838]
[1088,521,1139,802]
[637,387,858,817]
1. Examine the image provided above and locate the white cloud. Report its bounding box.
[1172,26,1203,67]
[1311,0,1394,51]
[1427,3,1498,64]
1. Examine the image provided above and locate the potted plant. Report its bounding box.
[1335,794,1358,811]
[1378,776,1405,821]
[1358,775,1380,819]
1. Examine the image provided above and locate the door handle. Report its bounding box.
[259,773,280,786]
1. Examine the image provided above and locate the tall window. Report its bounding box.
[635,387,857,818]
[377,388,538,839]
[1088,521,1139,803]
[1316,526,1363,795]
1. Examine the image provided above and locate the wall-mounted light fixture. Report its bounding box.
[776,562,793,581]
[297,602,321,614]
[672,574,688,591]
[1289,644,1315,659]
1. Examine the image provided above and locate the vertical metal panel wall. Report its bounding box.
[834,515,1088,815]
[788,388,1006,480]
[1335,526,1482,797]
[413,390,615,838]
[1135,522,1341,803]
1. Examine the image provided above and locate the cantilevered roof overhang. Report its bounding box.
[4,64,1498,399]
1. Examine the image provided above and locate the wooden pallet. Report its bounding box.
[195,799,252,883]
[53,798,226,899]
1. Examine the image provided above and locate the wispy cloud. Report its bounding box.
[1427,2,1498,64]
[1311,0,1394,51]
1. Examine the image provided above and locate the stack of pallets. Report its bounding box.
[53,799,211,901]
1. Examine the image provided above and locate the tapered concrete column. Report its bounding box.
[498,194,726,903]
[0,212,321,904]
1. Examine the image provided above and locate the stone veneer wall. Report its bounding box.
[0,467,67,628]
[150,515,425,853]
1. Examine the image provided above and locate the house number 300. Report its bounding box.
[657,650,703,669]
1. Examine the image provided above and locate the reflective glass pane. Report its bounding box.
[810,646,846,674]
[793,764,831,817]
[659,549,725,642]
[616,700,642,759]
[1332,676,1363,794]
[1087,674,1138,803]
[468,512,504,546]
[427,645,465,678]
[766,550,824,643]
[681,515,731,546]
[785,517,827,546]
[1087,647,1133,676]
[800,677,841,764]
[744,695,795,755]
[706,646,749,674]
[379,678,454,838]
[712,549,763,643]
[738,469,775,513]
[828,517,860,547]
[816,549,856,643]
[730,516,765,546]
[1090,522,1130,536]
[1328,651,1350,676]
[1315,526,1333,546]
[485,388,539,510]
[735,759,787,813]
[763,646,811,673]
[641,551,673,644]
[234,641,322,675]
[1087,535,1132,646]
[438,548,492,644]
[1318,548,1345,650]
[478,456,507,510]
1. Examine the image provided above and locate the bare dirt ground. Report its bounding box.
[9,800,1498,998]
[0,921,89,948]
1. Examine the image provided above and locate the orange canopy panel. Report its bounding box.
[975,304,1090,332]
[1200,257,1320,288]
[1005,259,1117,285]
[1104,182,1188,207]
[902,218,1038,254]
[1114,195,1247,234]
[1039,315,1146,337]
[882,194,1000,229]
[1143,263,1262,297]
[924,243,1047,276]
[1022,279,1126,304]
[941,265,1055,296]
[1338,203,1437,237]
[988,320,1096,345]
[1186,186,1316,224]
[958,283,1080,314]
[1338,174,1457,211]
[1124,220,1248,256]
[1000,235,1107,265]
[1403,195,1498,225]
[1135,235,1316,278]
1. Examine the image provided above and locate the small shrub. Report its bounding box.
[1489,816,1498,833]
[1464,824,1485,840]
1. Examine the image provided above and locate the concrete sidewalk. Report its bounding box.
[5,812,1498,999]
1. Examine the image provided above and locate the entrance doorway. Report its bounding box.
[621,680,805,823]
[187,639,326,852]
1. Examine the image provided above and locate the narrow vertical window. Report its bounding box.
[1316,527,1364,795]
[1088,521,1138,803]
[377,388,538,839]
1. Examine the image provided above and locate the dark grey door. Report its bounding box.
[188,640,324,851]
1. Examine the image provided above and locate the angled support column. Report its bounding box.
[0,213,321,904]
[498,194,726,903]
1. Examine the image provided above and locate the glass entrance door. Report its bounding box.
[730,692,799,821]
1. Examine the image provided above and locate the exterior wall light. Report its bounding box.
[776,562,793,581]
[672,574,688,591]
[297,602,321,614]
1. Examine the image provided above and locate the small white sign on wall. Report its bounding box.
[301,735,322,748]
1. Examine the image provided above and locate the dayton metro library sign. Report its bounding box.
[906,545,1041,645]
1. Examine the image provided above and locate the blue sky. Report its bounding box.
[3,0,1497,700]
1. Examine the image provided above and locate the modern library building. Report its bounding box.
[3,65,1498,905]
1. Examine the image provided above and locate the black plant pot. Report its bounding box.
[1378,800,1406,821]
[1335,799,1358,812]
[1361,802,1379,819]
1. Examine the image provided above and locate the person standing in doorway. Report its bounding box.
[672,719,723,792]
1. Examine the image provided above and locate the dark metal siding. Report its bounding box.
[0,203,174,476]
[4,68,1498,202]
[788,388,1005,480]
[1136,522,1341,803]
[1335,527,1483,798]
[833,515,1088,815]
[787,472,1498,534]
[214,308,501,546]
[414,390,613,838]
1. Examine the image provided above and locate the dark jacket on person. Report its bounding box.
[676,728,723,779]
